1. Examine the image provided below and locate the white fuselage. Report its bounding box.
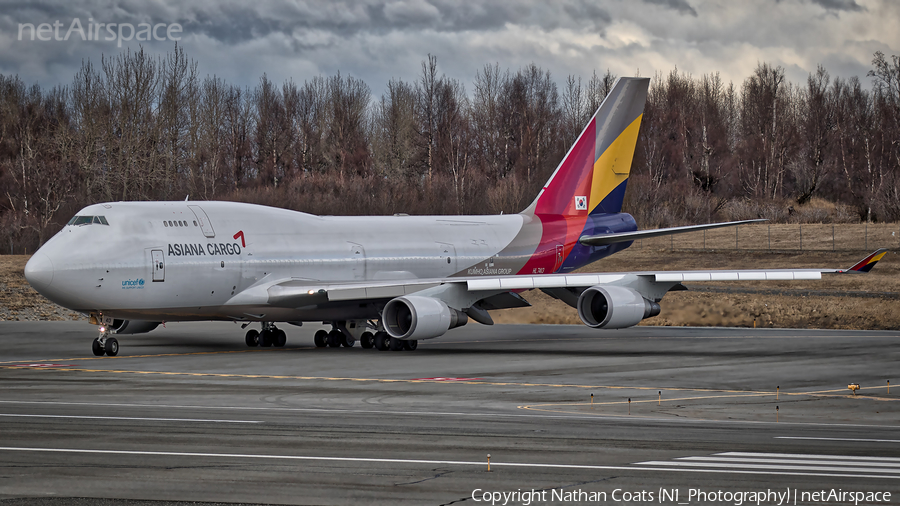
[28,201,530,321]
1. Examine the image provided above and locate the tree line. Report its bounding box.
[1,46,898,253]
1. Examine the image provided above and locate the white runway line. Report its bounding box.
[719,452,900,462]
[776,436,900,443]
[682,456,900,468]
[0,414,261,424]
[1,447,899,480]
[637,452,900,479]
[640,460,900,474]
[1,399,899,429]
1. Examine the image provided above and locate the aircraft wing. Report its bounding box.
[579,219,767,246]
[226,249,888,309]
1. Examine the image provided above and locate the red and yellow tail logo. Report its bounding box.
[527,77,648,219]
[517,77,649,275]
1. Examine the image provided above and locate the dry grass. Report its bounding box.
[638,222,900,252]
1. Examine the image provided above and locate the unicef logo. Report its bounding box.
[122,278,146,289]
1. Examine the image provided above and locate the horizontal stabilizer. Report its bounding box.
[579,219,767,246]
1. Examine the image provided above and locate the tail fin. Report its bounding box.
[846,248,888,272]
[522,77,649,217]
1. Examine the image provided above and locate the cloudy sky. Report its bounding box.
[0,0,897,95]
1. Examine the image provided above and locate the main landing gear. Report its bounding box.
[244,322,287,348]
[313,321,417,352]
[313,328,355,348]
[92,325,119,357]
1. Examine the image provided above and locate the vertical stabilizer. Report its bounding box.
[522,77,649,218]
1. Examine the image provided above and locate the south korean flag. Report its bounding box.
[574,196,588,211]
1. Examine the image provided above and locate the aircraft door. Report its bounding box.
[349,243,366,280]
[151,249,165,282]
[188,205,215,238]
[438,243,457,273]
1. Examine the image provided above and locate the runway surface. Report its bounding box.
[0,321,899,505]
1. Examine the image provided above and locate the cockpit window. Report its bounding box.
[67,215,109,226]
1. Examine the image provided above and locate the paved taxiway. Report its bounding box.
[1,321,899,505]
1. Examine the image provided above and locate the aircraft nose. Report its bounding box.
[24,252,54,291]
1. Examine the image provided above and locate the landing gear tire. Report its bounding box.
[327,330,343,348]
[402,339,418,351]
[92,338,104,356]
[341,334,355,348]
[259,330,272,347]
[274,329,287,347]
[245,329,259,347]
[389,337,404,351]
[374,332,389,351]
[360,332,374,349]
[314,330,328,348]
[105,337,119,357]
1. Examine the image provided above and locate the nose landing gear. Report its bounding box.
[92,324,118,357]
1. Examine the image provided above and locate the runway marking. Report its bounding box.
[0,413,261,424]
[0,364,796,395]
[722,452,900,462]
[517,401,900,428]
[1,447,898,480]
[3,358,893,400]
[0,399,896,430]
[411,377,483,381]
[1,328,895,366]
[10,364,74,368]
[681,456,900,468]
[0,347,304,365]
[638,452,900,479]
[776,436,900,443]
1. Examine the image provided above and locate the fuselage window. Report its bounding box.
[168,221,173,227]
[193,220,198,226]
[164,221,168,227]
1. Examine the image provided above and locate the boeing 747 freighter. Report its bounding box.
[23,77,886,356]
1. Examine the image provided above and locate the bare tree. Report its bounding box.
[101,46,160,201]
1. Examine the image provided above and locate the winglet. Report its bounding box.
[844,248,889,273]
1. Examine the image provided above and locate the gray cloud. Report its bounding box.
[0,0,894,96]
[808,0,864,12]
[642,0,698,17]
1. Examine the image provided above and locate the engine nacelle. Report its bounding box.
[382,296,468,340]
[576,285,661,329]
[111,319,161,335]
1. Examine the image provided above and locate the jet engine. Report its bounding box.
[576,285,660,329]
[110,319,161,335]
[382,295,468,340]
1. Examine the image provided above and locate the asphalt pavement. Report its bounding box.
[0,321,898,505]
